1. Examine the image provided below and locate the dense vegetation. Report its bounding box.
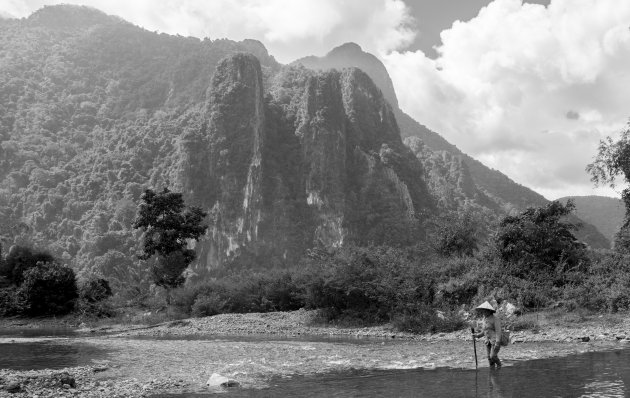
[0,6,627,331]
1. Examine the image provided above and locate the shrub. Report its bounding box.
[79,278,113,303]
[563,252,630,312]
[19,262,78,316]
[76,278,115,318]
[191,293,224,317]
[0,288,27,316]
[507,314,540,332]
[299,246,437,326]
[3,246,55,285]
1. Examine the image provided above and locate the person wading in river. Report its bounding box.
[472,301,502,368]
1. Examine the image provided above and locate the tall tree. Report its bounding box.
[494,200,587,280]
[133,188,207,299]
[587,122,630,252]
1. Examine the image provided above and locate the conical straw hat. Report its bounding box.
[475,301,496,312]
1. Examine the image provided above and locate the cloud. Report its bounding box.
[383,0,630,199]
[3,0,415,63]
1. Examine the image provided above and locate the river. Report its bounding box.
[1,328,629,397]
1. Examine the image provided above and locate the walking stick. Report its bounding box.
[471,326,478,370]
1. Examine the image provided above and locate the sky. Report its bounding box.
[2,0,629,200]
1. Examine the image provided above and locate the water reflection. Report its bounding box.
[0,327,77,338]
[154,348,630,397]
[0,341,107,370]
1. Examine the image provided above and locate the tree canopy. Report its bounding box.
[494,200,587,279]
[587,122,630,252]
[134,188,207,290]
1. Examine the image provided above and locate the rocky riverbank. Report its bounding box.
[113,308,630,343]
[2,309,630,397]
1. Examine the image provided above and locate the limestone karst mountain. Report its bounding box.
[0,5,436,281]
[0,6,610,289]
[294,43,610,249]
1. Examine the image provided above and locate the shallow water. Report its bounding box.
[0,340,108,370]
[2,330,629,397]
[0,326,78,338]
[154,348,630,397]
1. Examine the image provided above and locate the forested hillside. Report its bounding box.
[0,5,436,286]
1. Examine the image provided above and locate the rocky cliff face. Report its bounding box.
[181,56,434,275]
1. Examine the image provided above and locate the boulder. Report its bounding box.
[206,373,239,388]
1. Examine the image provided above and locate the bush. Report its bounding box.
[76,278,114,318]
[79,278,113,303]
[563,252,630,312]
[507,314,540,332]
[299,246,437,326]
[0,288,27,316]
[2,246,55,286]
[19,262,78,316]
[191,293,224,317]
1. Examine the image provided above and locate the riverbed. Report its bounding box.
[0,331,627,397]
[2,310,630,397]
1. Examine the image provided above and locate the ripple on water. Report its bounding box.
[150,348,630,398]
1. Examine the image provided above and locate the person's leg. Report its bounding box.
[491,343,501,368]
[486,342,494,367]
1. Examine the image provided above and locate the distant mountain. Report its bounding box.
[558,196,625,247]
[294,43,610,249]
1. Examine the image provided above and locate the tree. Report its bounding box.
[586,122,630,252]
[431,208,482,257]
[1,246,55,286]
[20,262,78,316]
[494,200,587,280]
[133,188,207,299]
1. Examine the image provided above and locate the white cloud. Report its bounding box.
[384,0,630,199]
[3,0,415,63]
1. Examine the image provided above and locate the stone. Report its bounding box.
[58,373,76,388]
[207,373,239,388]
[93,365,109,372]
[5,382,21,393]
[206,373,230,387]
